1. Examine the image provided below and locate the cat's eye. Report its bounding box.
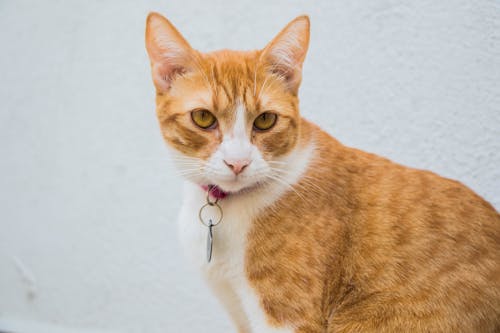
[191,109,217,129]
[253,112,277,131]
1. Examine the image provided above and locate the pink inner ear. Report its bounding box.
[152,62,187,91]
[264,59,302,93]
[269,64,294,81]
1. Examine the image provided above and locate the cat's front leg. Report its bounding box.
[206,277,251,333]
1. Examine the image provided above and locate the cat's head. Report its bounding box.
[145,13,310,196]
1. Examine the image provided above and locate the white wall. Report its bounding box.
[1,0,499,332]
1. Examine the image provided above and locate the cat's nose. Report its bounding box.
[224,159,251,175]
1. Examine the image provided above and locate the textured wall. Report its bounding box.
[0,0,499,332]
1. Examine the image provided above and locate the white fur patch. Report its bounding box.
[204,104,268,193]
[177,137,315,332]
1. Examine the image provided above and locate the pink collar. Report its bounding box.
[201,185,229,200]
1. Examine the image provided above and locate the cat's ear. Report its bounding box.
[261,16,310,94]
[145,13,197,92]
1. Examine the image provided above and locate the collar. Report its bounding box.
[201,184,229,200]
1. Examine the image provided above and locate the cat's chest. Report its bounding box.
[176,182,294,333]
[177,187,251,277]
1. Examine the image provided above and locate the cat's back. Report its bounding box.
[319,122,500,332]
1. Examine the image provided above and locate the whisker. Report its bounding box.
[271,168,327,196]
[267,160,289,165]
[265,173,306,202]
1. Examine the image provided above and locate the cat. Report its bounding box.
[145,12,500,333]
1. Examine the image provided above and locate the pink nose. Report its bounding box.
[224,159,251,175]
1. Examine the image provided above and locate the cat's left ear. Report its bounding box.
[145,13,198,92]
[261,16,310,94]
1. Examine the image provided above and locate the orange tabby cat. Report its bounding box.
[145,13,500,333]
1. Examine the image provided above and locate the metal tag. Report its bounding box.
[206,220,213,263]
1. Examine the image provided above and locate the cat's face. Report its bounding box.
[146,13,309,194]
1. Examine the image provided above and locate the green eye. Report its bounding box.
[253,112,277,131]
[191,109,217,129]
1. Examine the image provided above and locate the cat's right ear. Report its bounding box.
[145,13,196,92]
[260,16,310,94]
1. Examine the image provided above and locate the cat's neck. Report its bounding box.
[266,118,358,218]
